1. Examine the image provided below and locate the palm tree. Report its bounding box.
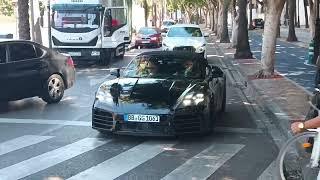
[234,0,252,59]
[287,0,298,41]
[142,0,150,26]
[256,0,286,77]
[217,0,231,43]
[17,0,30,40]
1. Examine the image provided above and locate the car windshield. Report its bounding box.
[167,27,203,37]
[163,21,175,26]
[123,55,205,79]
[51,5,101,33]
[138,28,158,35]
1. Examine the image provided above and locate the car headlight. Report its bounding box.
[182,93,205,106]
[151,37,157,41]
[195,44,206,53]
[95,85,112,102]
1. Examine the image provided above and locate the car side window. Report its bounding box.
[9,43,37,62]
[0,45,6,63]
[35,46,45,58]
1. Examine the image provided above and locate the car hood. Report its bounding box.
[95,78,203,113]
[163,37,206,47]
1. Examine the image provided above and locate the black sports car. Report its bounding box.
[92,51,226,136]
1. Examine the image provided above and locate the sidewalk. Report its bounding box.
[249,30,316,92]
[203,25,313,178]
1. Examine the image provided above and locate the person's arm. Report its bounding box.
[304,116,320,129]
[291,116,320,134]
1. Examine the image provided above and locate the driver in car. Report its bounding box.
[137,56,158,77]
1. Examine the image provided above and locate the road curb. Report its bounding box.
[213,43,291,143]
[213,41,309,179]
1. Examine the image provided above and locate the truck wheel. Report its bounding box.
[100,50,111,66]
[115,45,125,59]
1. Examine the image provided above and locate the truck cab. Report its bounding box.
[50,0,130,65]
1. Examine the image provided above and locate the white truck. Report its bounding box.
[50,0,130,65]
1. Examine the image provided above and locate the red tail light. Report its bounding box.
[67,57,75,68]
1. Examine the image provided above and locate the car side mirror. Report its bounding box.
[204,32,209,37]
[110,68,120,78]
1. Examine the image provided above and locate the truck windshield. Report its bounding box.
[52,5,101,33]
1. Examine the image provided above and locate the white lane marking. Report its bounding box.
[161,144,245,180]
[0,138,109,180]
[0,118,91,127]
[0,135,53,156]
[67,141,176,180]
[257,160,276,180]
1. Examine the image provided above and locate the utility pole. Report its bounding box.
[30,0,35,41]
[47,0,52,49]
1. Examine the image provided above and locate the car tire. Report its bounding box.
[204,97,215,135]
[100,49,111,66]
[116,45,125,59]
[42,74,65,104]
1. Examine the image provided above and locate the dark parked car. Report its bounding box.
[252,18,264,29]
[0,40,76,103]
[135,27,162,48]
[92,51,226,136]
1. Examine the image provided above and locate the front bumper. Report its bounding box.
[135,40,160,47]
[162,46,206,58]
[92,107,206,136]
[54,48,102,61]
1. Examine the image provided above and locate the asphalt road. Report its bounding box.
[0,46,279,180]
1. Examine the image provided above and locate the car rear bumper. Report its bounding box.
[92,107,207,136]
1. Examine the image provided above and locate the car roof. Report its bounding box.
[139,27,158,30]
[138,51,206,61]
[0,39,34,44]
[170,24,200,28]
[0,39,48,48]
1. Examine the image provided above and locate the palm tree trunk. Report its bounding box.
[284,2,289,25]
[287,0,298,41]
[235,0,253,59]
[304,0,309,28]
[309,0,315,37]
[213,6,218,34]
[218,0,231,43]
[258,0,286,77]
[17,0,30,40]
[143,0,148,27]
